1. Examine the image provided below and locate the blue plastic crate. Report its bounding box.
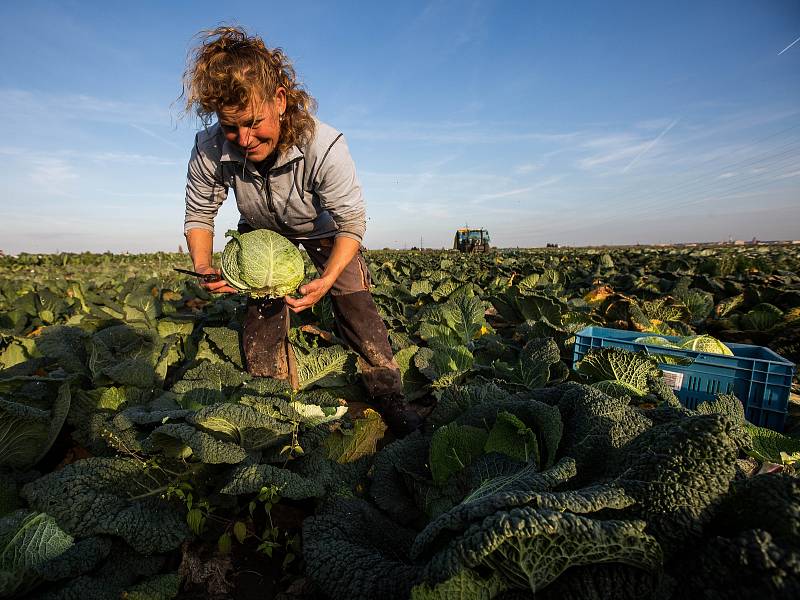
[572,326,796,431]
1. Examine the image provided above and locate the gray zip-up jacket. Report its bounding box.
[184,118,366,242]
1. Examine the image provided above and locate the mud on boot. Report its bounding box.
[375,393,422,438]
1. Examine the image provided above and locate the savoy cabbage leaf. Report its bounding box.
[220,463,326,499]
[148,423,249,464]
[87,324,163,388]
[295,345,351,390]
[422,506,661,593]
[370,431,431,525]
[576,348,661,397]
[121,572,181,600]
[429,424,489,484]
[440,294,487,345]
[492,338,561,390]
[303,497,423,600]
[431,280,462,302]
[0,510,73,597]
[394,345,430,401]
[428,381,511,429]
[412,477,633,563]
[21,457,191,554]
[202,325,244,369]
[171,360,250,409]
[483,411,539,464]
[33,542,167,600]
[324,408,387,464]
[122,282,163,327]
[680,529,800,599]
[418,322,463,350]
[187,402,295,451]
[453,397,563,471]
[706,473,800,547]
[695,393,751,450]
[415,346,474,389]
[35,536,113,582]
[0,379,70,470]
[743,423,800,464]
[611,414,739,554]
[286,401,348,427]
[35,326,91,376]
[411,568,507,600]
[464,455,576,507]
[556,385,653,482]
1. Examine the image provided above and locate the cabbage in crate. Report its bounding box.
[678,334,733,356]
[634,333,733,355]
[221,229,305,298]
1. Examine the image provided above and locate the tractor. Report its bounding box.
[453,228,492,253]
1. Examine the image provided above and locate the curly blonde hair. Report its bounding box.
[182,26,316,153]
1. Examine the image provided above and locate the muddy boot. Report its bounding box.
[242,298,292,380]
[331,291,403,392]
[375,393,422,438]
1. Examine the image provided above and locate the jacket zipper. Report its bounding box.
[263,172,276,213]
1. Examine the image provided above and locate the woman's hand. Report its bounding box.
[196,265,240,294]
[285,277,334,313]
[284,236,359,312]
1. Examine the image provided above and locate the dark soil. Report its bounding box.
[176,538,324,600]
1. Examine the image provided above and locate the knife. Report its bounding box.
[173,268,224,283]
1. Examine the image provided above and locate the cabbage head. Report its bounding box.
[221,230,305,298]
[678,334,733,355]
[633,335,679,349]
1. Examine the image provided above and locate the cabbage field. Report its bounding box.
[1,245,799,599]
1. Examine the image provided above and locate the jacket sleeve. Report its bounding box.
[184,134,228,235]
[313,134,367,243]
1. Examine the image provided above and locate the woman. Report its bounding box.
[181,26,421,436]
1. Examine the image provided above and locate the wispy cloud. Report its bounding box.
[0,88,171,125]
[471,176,562,204]
[635,118,675,131]
[577,136,651,169]
[346,120,581,145]
[23,158,82,198]
[95,189,180,199]
[29,158,79,184]
[477,186,535,201]
[776,169,800,180]
[2,147,178,166]
[129,123,183,149]
[778,35,800,56]
[514,162,541,174]
[622,118,680,173]
[88,152,178,166]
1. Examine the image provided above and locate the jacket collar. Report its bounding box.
[220,137,303,172]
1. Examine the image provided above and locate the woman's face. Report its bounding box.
[218,88,287,163]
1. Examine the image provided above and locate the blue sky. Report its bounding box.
[0,0,798,253]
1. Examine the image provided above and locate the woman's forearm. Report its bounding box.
[185,228,215,270]
[321,237,361,284]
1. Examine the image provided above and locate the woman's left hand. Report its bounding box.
[285,277,334,313]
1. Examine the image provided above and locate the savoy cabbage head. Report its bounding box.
[302,378,797,600]
[677,334,733,356]
[221,229,305,298]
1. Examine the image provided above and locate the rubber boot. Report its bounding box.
[375,393,423,437]
[331,291,422,436]
[242,298,292,380]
